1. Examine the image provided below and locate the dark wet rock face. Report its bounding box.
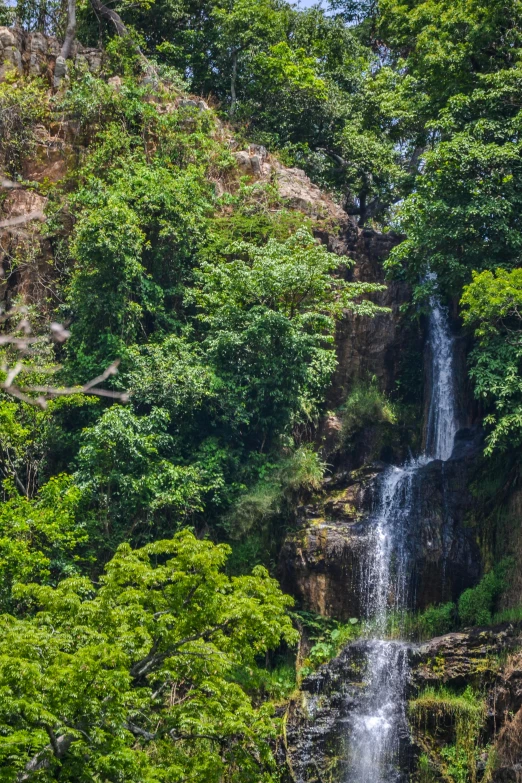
[284,626,522,783]
[324,227,415,408]
[285,641,414,783]
[279,467,378,620]
[279,442,482,621]
[404,452,482,611]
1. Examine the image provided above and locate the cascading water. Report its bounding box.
[345,292,459,783]
[425,295,458,462]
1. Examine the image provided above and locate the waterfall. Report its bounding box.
[345,293,459,783]
[425,297,458,462]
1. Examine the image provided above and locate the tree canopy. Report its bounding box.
[0,530,297,782]
[2,0,522,778]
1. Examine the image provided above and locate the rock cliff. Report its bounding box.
[0,25,102,81]
[285,624,522,783]
[279,429,483,622]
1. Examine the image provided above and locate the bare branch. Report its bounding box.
[18,734,74,782]
[0,314,128,407]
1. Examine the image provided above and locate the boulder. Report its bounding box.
[410,625,521,689]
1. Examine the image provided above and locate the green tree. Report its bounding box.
[0,530,296,782]
[377,0,522,117]
[193,227,387,447]
[380,3,522,294]
[75,407,205,549]
[461,268,522,454]
[0,475,85,612]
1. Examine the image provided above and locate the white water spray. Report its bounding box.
[345,290,459,783]
[425,297,458,462]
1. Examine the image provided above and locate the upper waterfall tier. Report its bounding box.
[425,298,458,462]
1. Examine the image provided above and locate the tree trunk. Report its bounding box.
[88,0,157,81]
[89,0,129,37]
[230,50,238,116]
[60,0,77,60]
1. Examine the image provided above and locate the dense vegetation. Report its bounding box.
[1,0,522,779]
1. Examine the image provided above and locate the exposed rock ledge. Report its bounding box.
[284,624,522,783]
[0,25,102,81]
[279,431,483,622]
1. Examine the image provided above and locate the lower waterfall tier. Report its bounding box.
[279,429,483,621]
[283,624,522,783]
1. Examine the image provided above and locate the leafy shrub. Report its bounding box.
[407,602,457,640]
[0,72,49,175]
[340,381,397,445]
[223,446,324,540]
[492,606,522,625]
[417,753,438,783]
[410,686,486,783]
[74,406,206,551]
[458,567,507,627]
[461,268,522,455]
[234,662,297,703]
[295,611,361,677]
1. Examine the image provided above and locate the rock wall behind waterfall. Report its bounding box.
[279,438,483,621]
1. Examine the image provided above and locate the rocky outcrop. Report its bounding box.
[408,625,522,782]
[285,640,413,783]
[232,143,348,222]
[279,466,379,620]
[410,625,521,689]
[280,431,482,621]
[285,625,522,783]
[0,26,102,82]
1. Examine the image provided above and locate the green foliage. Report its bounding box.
[417,753,438,783]
[0,393,98,499]
[381,2,522,295]
[377,0,522,115]
[386,129,522,295]
[0,72,49,176]
[0,530,297,782]
[405,602,458,642]
[223,446,324,541]
[458,568,507,628]
[74,406,206,550]
[491,605,522,625]
[0,475,85,611]
[294,611,361,677]
[0,0,14,24]
[410,685,487,783]
[66,158,214,376]
[233,661,297,703]
[461,268,522,454]
[340,380,397,445]
[193,228,387,444]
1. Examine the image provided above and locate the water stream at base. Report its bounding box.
[345,294,458,783]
